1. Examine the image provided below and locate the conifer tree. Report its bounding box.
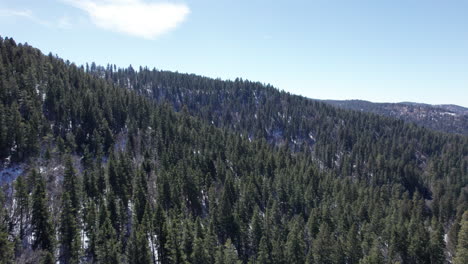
[191,235,208,264]
[345,223,362,264]
[59,192,80,264]
[128,223,151,264]
[285,218,306,264]
[454,211,468,264]
[429,217,445,264]
[96,208,122,264]
[360,238,383,264]
[31,170,54,253]
[407,216,430,264]
[0,188,13,264]
[312,222,335,264]
[219,239,241,264]
[14,175,29,243]
[256,236,271,264]
[63,156,80,212]
[249,208,263,256]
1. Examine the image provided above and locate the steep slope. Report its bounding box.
[0,37,467,264]
[324,99,468,134]
[92,66,467,194]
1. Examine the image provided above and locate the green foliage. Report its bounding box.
[127,223,151,264]
[96,210,122,264]
[0,36,466,264]
[454,211,468,264]
[31,170,54,253]
[0,188,13,264]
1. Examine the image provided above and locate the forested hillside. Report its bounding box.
[91,65,467,197]
[324,100,468,135]
[0,37,467,264]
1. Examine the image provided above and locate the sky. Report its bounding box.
[0,0,467,107]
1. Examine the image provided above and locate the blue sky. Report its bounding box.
[1,0,467,107]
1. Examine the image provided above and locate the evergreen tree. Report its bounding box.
[429,217,445,264]
[220,239,241,264]
[360,238,383,264]
[285,218,306,264]
[256,236,271,264]
[345,224,362,264]
[63,156,80,212]
[59,192,80,264]
[454,211,468,264]
[14,174,29,243]
[312,222,336,264]
[191,235,208,264]
[31,170,54,253]
[0,189,13,264]
[407,215,430,264]
[249,208,263,256]
[96,210,122,264]
[128,223,151,264]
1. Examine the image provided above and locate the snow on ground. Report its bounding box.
[441,112,456,116]
[82,230,89,249]
[149,234,158,263]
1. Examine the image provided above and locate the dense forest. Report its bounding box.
[0,37,467,264]
[324,100,468,135]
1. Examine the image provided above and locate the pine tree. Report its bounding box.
[63,156,80,212]
[256,236,271,264]
[285,218,306,264]
[312,222,335,264]
[249,208,263,256]
[454,211,468,264]
[59,192,80,264]
[429,217,445,264]
[0,230,13,264]
[14,174,29,243]
[128,223,151,264]
[220,239,241,264]
[181,220,194,263]
[345,224,362,264]
[165,218,183,264]
[218,179,239,244]
[360,238,383,264]
[153,203,168,263]
[407,215,430,264]
[96,209,122,264]
[0,188,13,264]
[83,199,97,261]
[191,235,208,264]
[31,170,54,253]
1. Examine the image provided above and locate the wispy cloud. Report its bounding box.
[0,8,72,29]
[0,8,34,18]
[58,16,72,29]
[66,0,190,39]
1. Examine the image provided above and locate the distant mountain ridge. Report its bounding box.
[323,99,468,134]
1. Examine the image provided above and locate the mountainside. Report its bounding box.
[0,37,467,264]
[324,99,468,135]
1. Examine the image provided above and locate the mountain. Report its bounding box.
[0,37,467,264]
[324,99,468,135]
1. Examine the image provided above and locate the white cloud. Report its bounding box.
[66,0,190,39]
